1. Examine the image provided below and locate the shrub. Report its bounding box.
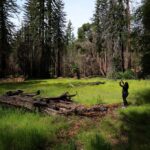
[123,70,136,79]
[108,70,136,79]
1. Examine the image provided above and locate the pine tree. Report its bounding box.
[65,20,75,46]
[0,0,18,78]
[16,0,66,78]
[93,0,107,53]
[53,0,66,77]
[93,0,130,74]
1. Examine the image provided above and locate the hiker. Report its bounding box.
[119,80,129,106]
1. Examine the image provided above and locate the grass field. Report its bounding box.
[0,78,150,105]
[0,78,150,150]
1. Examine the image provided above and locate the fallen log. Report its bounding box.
[87,81,105,85]
[0,95,34,111]
[0,90,121,118]
[4,90,40,97]
[68,82,105,88]
[33,101,48,107]
[5,90,23,96]
[0,90,77,111]
[22,90,41,97]
[44,92,77,103]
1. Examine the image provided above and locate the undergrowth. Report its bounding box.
[0,78,150,150]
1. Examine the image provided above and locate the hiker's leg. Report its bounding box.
[123,97,128,106]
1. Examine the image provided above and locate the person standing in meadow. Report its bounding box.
[119,80,129,106]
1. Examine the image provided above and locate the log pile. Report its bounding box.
[0,90,120,117]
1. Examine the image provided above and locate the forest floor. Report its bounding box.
[0,78,150,150]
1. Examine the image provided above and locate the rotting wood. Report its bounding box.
[44,92,77,103]
[0,90,121,118]
[5,90,23,96]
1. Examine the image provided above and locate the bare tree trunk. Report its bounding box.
[125,0,131,69]
[120,33,125,72]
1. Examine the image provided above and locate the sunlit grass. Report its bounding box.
[0,78,150,105]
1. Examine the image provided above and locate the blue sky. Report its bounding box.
[14,0,141,36]
[64,0,95,36]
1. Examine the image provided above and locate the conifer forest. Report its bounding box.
[0,0,150,150]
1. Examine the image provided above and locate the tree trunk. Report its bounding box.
[126,0,131,69]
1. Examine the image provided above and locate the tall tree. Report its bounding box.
[16,0,66,78]
[141,0,150,75]
[0,0,18,78]
[53,0,66,77]
[93,0,131,75]
[65,20,75,46]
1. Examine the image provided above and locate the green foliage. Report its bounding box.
[71,64,79,73]
[71,64,80,79]
[108,70,136,79]
[78,23,92,41]
[65,20,75,46]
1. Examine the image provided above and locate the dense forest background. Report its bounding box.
[0,0,150,79]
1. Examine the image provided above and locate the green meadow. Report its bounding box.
[0,78,150,150]
[0,78,150,105]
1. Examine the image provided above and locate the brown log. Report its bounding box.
[5,90,23,96]
[0,95,34,111]
[44,92,77,103]
[0,90,121,118]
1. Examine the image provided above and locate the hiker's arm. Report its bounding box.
[119,82,123,87]
[119,80,124,87]
[121,80,124,84]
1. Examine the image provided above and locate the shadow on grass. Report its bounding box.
[0,79,104,89]
[0,80,86,91]
[119,105,150,150]
[0,107,49,150]
[90,134,111,150]
[53,139,77,150]
[0,80,75,95]
[0,80,47,91]
[134,88,150,105]
[0,127,48,150]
